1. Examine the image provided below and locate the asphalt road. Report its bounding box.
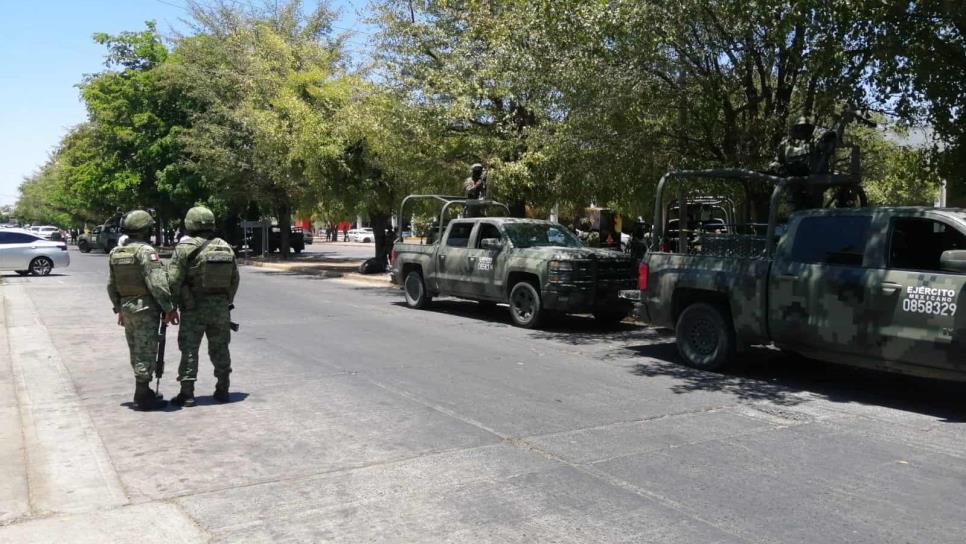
[2,248,965,543]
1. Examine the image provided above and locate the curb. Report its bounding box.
[241,260,394,287]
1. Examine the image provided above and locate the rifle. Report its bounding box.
[156,319,167,396]
[229,304,240,332]
[478,171,488,200]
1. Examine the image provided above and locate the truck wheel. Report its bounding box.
[404,270,432,309]
[675,302,736,370]
[78,241,91,253]
[509,281,543,329]
[675,303,735,371]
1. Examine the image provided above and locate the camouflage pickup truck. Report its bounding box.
[77,214,123,253]
[625,170,966,381]
[391,197,636,328]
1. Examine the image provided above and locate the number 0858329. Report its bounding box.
[902,298,957,317]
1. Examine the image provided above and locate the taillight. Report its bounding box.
[389,249,396,265]
[638,263,649,291]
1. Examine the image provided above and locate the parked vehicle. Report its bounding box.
[348,228,374,243]
[77,214,124,253]
[31,226,60,240]
[623,169,966,381]
[0,229,70,276]
[392,195,636,328]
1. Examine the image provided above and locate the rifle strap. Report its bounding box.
[187,237,213,265]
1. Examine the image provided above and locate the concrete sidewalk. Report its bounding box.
[0,283,208,543]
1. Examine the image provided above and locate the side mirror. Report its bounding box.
[480,238,503,250]
[940,250,966,273]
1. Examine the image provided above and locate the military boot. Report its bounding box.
[171,381,195,407]
[213,376,230,403]
[133,381,166,411]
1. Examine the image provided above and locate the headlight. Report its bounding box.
[548,260,574,283]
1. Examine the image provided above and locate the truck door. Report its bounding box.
[871,215,966,372]
[436,221,475,295]
[460,222,505,300]
[768,213,877,358]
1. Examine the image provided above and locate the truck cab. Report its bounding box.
[768,208,966,379]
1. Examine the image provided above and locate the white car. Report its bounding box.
[0,229,70,276]
[32,226,61,240]
[348,228,374,243]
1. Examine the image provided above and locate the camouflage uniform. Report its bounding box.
[108,242,175,382]
[168,232,239,395]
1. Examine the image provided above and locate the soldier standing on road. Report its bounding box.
[107,210,179,411]
[168,206,240,406]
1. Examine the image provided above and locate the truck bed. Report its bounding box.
[642,250,772,344]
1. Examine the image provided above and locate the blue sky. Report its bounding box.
[0,0,370,207]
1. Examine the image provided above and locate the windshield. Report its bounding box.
[504,223,582,249]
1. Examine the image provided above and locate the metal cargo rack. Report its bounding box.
[397,195,511,244]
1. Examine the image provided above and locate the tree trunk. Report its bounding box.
[278,201,291,261]
[155,213,164,247]
[371,212,391,271]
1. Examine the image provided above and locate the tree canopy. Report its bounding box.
[16,0,960,237]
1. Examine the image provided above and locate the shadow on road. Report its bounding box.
[627,341,966,422]
[120,392,250,412]
[391,299,662,338]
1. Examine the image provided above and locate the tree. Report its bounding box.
[169,0,348,257]
[871,0,965,205]
[78,21,202,236]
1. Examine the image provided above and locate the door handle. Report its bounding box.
[777,273,798,280]
[468,256,477,261]
[880,282,902,295]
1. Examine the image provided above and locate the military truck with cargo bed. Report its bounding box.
[77,213,123,253]
[391,195,637,328]
[623,169,966,381]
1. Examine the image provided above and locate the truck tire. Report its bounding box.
[675,303,735,371]
[78,240,91,253]
[509,281,543,329]
[404,270,432,309]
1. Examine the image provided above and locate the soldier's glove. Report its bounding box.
[165,309,180,326]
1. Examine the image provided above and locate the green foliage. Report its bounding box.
[16,0,957,233]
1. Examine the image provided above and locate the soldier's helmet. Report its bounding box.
[120,210,155,234]
[790,116,815,139]
[184,206,216,234]
[470,163,484,178]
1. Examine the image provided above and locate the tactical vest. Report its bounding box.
[110,244,149,297]
[188,238,236,295]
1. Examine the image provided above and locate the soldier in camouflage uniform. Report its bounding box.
[107,210,179,411]
[168,206,240,406]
